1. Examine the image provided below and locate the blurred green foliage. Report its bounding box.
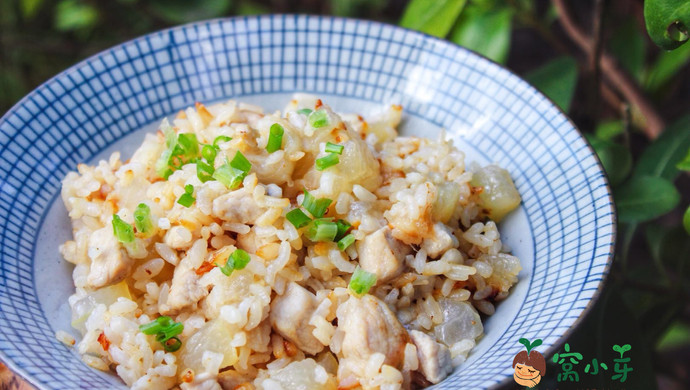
[1,0,689,387]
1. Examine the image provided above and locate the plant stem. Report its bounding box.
[552,0,665,139]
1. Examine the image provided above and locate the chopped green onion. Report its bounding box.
[155,123,202,179]
[230,151,252,173]
[112,215,134,243]
[155,322,184,343]
[213,162,245,190]
[163,337,182,352]
[170,133,199,169]
[202,144,217,163]
[302,190,332,218]
[335,219,351,241]
[306,218,338,242]
[139,316,182,335]
[286,208,311,229]
[325,142,344,155]
[134,203,154,235]
[218,249,251,276]
[155,121,177,179]
[308,110,329,128]
[177,184,195,207]
[266,123,284,153]
[337,234,356,251]
[316,153,340,171]
[213,135,232,147]
[297,108,313,115]
[139,316,184,351]
[349,266,377,296]
[197,160,215,183]
[162,336,182,352]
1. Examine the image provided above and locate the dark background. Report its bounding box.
[1,0,689,389]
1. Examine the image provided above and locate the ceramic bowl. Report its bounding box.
[0,15,615,389]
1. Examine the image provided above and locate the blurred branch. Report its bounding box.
[552,0,665,139]
[588,0,604,121]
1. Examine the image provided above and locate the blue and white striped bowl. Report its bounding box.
[0,15,615,389]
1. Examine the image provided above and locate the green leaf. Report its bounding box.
[614,175,680,223]
[595,120,625,141]
[55,0,98,31]
[644,0,690,50]
[237,1,269,15]
[684,206,690,235]
[449,4,512,64]
[586,134,632,187]
[634,115,690,180]
[644,42,690,92]
[676,147,690,171]
[399,0,467,38]
[21,0,44,19]
[149,0,232,24]
[525,56,578,112]
[609,20,646,81]
[657,321,690,351]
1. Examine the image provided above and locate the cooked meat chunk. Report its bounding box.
[218,370,252,390]
[270,282,324,355]
[409,330,453,384]
[212,189,266,224]
[356,226,410,283]
[162,241,208,314]
[87,226,133,288]
[336,294,408,368]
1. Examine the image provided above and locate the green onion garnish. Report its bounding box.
[196,160,215,183]
[297,108,313,115]
[133,203,154,236]
[213,135,232,147]
[337,233,356,251]
[266,123,284,153]
[155,121,177,179]
[308,110,329,128]
[218,249,251,276]
[316,153,340,171]
[201,144,217,164]
[177,184,195,207]
[286,208,311,229]
[174,133,199,161]
[325,142,344,155]
[162,337,182,352]
[335,219,351,241]
[349,266,377,296]
[213,162,245,190]
[305,218,338,242]
[139,316,184,352]
[230,151,252,173]
[112,214,134,243]
[302,190,332,218]
[155,322,184,343]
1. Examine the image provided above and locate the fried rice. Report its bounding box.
[59,94,522,389]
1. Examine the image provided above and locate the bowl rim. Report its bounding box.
[0,13,616,389]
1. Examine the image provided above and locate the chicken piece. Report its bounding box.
[409,330,453,384]
[86,226,133,288]
[270,282,324,355]
[162,241,208,314]
[336,294,408,368]
[212,189,266,224]
[421,223,459,259]
[218,370,252,390]
[356,226,410,283]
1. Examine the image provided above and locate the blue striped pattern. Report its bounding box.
[0,15,615,389]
